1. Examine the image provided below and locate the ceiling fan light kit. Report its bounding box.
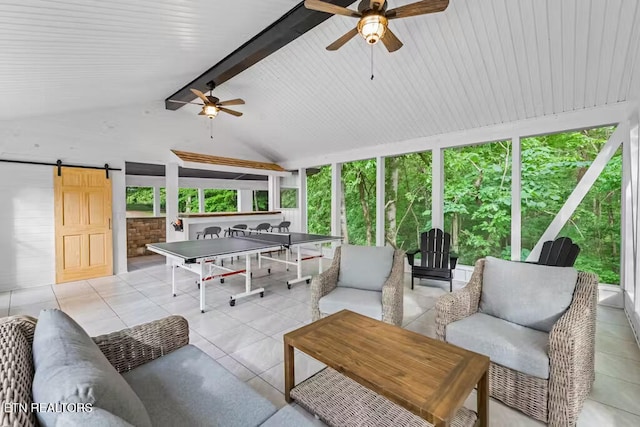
[358,13,388,45]
[304,0,449,52]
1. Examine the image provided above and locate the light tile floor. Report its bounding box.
[3,254,640,426]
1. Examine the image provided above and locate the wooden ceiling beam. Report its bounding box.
[164,0,354,110]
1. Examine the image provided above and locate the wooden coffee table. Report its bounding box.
[284,310,490,427]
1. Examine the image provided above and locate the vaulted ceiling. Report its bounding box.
[1,0,639,167]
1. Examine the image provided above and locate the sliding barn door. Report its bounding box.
[54,167,112,283]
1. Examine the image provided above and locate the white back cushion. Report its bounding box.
[479,256,578,332]
[337,245,395,291]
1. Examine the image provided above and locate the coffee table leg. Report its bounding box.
[284,342,295,403]
[477,369,489,426]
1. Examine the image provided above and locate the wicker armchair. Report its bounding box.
[435,259,598,426]
[0,315,189,427]
[311,246,405,326]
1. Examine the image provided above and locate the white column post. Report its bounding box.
[622,118,636,301]
[298,168,307,233]
[165,163,179,259]
[511,136,522,261]
[153,186,161,217]
[198,188,205,213]
[432,148,444,229]
[268,176,281,211]
[111,161,127,275]
[237,190,253,213]
[376,156,386,246]
[331,163,342,238]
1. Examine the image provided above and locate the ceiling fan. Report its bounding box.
[304,0,449,52]
[168,82,245,119]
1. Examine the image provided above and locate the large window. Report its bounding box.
[204,189,237,212]
[307,166,331,235]
[126,187,154,217]
[521,127,620,284]
[385,152,432,251]
[444,141,512,265]
[280,188,298,209]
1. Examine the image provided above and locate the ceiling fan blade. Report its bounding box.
[168,100,204,105]
[198,111,206,116]
[304,0,360,17]
[326,27,359,51]
[190,88,212,104]
[386,0,449,20]
[217,98,245,106]
[381,27,403,52]
[218,107,243,117]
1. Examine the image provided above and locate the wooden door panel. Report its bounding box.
[63,235,82,269]
[55,168,112,283]
[89,233,106,266]
[88,191,105,225]
[62,192,83,226]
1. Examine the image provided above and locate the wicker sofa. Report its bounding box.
[311,245,405,326]
[0,313,316,427]
[435,258,598,426]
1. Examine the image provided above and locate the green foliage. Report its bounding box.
[307,168,332,235]
[204,189,237,212]
[253,190,268,211]
[280,188,298,208]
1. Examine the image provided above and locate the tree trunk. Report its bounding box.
[386,157,399,248]
[340,176,349,244]
[358,170,373,245]
[451,212,459,252]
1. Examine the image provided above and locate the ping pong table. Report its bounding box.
[146,231,342,312]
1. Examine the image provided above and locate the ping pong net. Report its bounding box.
[227,227,292,247]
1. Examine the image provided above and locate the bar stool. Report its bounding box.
[196,226,221,240]
[270,221,291,232]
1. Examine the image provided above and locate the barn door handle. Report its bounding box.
[109,218,111,230]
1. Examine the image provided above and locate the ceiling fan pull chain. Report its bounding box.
[210,119,213,140]
[370,44,375,80]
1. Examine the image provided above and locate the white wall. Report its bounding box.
[0,164,55,291]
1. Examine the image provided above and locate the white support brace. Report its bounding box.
[198,188,205,213]
[432,148,444,229]
[376,156,385,246]
[511,136,522,261]
[298,168,307,233]
[153,186,161,217]
[331,163,342,238]
[527,123,628,261]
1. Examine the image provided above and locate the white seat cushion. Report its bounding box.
[446,313,550,379]
[318,287,383,320]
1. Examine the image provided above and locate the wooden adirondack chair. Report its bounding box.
[538,237,580,267]
[406,228,458,292]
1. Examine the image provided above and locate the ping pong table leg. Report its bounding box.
[317,244,323,274]
[245,255,252,294]
[172,264,176,297]
[285,247,290,271]
[296,246,302,279]
[199,264,205,313]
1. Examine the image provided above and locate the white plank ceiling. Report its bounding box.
[1,0,639,166]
